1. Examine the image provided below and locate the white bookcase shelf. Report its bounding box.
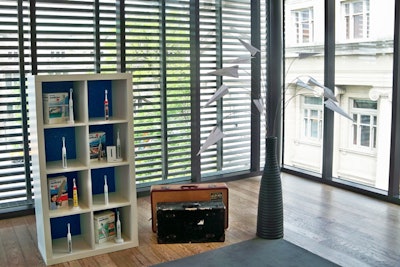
[28,73,138,265]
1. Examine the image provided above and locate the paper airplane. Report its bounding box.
[225,55,253,64]
[207,65,239,78]
[197,126,226,155]
[295,79,314,91]
[308,77,338,102]
[238,39,260,56]
[324,99,353,121]
[203,84,229,108]
[253,98,264,114]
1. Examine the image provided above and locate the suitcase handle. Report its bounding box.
[182,202,200,208]
[180,185,198,189]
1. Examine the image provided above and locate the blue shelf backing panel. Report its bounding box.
[44,127,77,162]
[91,167,115,195]
[50,214,81,239]
[88,80,112,119]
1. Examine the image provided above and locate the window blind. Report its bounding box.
[0,0,31,207]
[199,0,253,175]
[126,0,192,185]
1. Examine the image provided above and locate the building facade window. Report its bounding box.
[342,0,370,40]
[351,99,377,149]
[292,7,314,44]
[302,96,323,139]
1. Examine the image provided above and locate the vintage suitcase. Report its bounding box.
[150,183,229,232]
[156,201,225,244]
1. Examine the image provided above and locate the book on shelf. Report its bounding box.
[94,210,116,243]
[48,176,69,210]
[43,92,69,124]
[89,131,106,160]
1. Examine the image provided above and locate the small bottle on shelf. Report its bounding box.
[62,137,67,168]
[104,175,109,205]
[72,178,78,208]
[116,129,121,159]
[104,89,109,120]
[68,88,74,124]
[115,209,124,243]
[67,223,72,254]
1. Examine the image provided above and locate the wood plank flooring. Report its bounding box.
[0,173,400,266]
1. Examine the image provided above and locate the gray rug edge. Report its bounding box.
[151,238,340,267]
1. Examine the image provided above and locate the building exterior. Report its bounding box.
[283,0,394,190]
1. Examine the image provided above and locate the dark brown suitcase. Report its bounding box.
[156,201,225,244]
[150,183,229,232]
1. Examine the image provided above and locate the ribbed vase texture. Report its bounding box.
[256,136,284,239]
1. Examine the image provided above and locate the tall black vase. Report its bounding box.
[256,136,284,239]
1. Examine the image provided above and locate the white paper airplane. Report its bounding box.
[197,126,226,155]
[308,77,338,102]
[238,39,260,56]
[225,55,253,64]
[203,84,229,108]
[207,65,239,78]
[324,99,353,121]
[295,79,314,91]
[253,98,264,114]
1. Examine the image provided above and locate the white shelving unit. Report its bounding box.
[28,73,138,265]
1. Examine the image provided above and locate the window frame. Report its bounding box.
[301,95,323,141]
[341,0,370,41]
[292,7,314,44]
[350,98,377,150]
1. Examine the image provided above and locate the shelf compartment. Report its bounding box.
[93,206,132,248]
[87,79,129,121]
[48,171,91,218]
[90,166,132,210]
[41,80,88,125]
[44,126,88,169]
[50,213,92,257]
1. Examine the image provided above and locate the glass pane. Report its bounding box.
[311,120,318,138]
[360,115,370,124]
[354,15,363,38]
[283,1,324,174]
[333,0,394,191]
[360,125,370,146]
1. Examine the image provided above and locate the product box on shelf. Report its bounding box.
[48,176,69,210]
[94,210,116,243]
[43,92,69,124]
[89,131,106,160]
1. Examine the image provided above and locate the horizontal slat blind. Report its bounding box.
[0,1,30,206]
[126,0,192,185]
[34,0,96,74]
[99,0,118,72]
[199,0,253,175]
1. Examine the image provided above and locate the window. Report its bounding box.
[342,0,370,40]
[0,0,266,211]
[292,8,314,44]
[351,99,377,149]
[302,96,323,139]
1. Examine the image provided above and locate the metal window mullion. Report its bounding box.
[216,0,223,171]
[388,0,400,196]
[322,0,335,180]
[190,0,201,183]
[160,0,168,181]
[116,0,126,73]
[18,0,32,201]
[94,0,100,73]
[250,0,261,172]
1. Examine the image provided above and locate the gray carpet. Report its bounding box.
[152,238,340,267]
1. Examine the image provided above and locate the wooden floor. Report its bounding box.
[1,173,400,266]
